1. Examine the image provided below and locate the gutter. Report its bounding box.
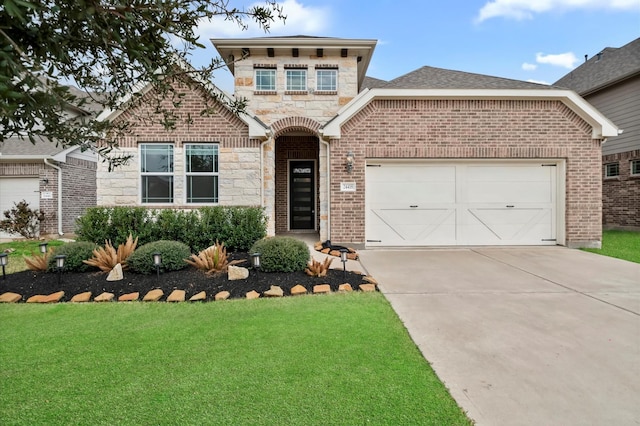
[43,158,64,236]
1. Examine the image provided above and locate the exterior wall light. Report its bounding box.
[0,253,8,280]
[346,151,355,173]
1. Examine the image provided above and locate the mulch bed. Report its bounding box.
[1,253,371,302]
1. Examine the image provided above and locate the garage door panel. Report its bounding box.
[366,162,558,247]
[0,177,40,239]
[367,208,456,245]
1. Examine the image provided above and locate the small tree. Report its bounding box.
[0,200,45,239]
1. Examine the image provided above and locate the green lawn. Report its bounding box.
[0,293,471,425]
[0,239,66,274]
[583,230,640,264]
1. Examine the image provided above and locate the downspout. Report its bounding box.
[319,137,331,241]
[43,158,64,236]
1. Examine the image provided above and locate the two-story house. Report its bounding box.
[96,36,617,248]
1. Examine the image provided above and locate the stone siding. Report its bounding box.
[330,99,603,248]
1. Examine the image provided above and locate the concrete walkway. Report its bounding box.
[358,247,640,426]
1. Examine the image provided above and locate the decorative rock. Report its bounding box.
[26,295,46,303]
[314,242,323,251]
[106,263,124,281]
[94,292,115,302]
[359,284,376,292]
[246,290,260,300]
[167,290,185,302]
[214,291,230,301]
[70,292,92,303]
[290,284,307,296]
[347,247,357,253]
[363,276,378,285]
[118,292,139,302]
[313,284,331,294]
[320,248,331,254]
[264,285,283,297]
[347,253,358,261]
[0,292,22,303]
[26,291,64,304]
[329,250,341,257]
[228,265,249,281]
[143,289,163,301]
[189,291,207,301]
[338,283,353,292]
[352,270,363,276]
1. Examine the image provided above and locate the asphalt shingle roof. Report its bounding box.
[554,38,640,95]
[0,137,64,157]
[361,76,388,90]
[382,65,556,90]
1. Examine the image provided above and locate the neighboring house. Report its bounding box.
[0,91,98,240]
[555,38,640,229]
[96,36,617,248]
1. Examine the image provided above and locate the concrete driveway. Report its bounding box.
[358,247,640,426]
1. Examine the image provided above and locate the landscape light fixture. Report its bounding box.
[345,151,354,173]
[54,255,66,286]
[39,242,48,254]
[340,249,348,280]
[0,253,8,280]
[153,252,162,282]
[251,252,261,273]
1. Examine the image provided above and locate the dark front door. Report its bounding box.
[289,161,315,230]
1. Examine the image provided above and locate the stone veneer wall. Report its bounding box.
[97,78,261,209]
[329,99,603,248]
[602,149,640,228]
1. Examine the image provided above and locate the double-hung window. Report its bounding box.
[316,69,337,91]
[140,144,174,203]
[255,69,276,91]
[631,159,640,176]
[286,69,307,91]
[605,162,620,178]
[185,144,219,203]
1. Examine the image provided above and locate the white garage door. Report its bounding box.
[365,161,559,246]
[0,177,40,239]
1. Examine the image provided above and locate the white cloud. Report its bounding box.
[476,0,639,23]
[526,79,550,85]
[198,0,330,39]
[536,52,579,68]
[522,62,537,71]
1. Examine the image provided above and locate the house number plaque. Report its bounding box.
[340,182,356,192]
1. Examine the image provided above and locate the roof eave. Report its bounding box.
[322,88,618,139]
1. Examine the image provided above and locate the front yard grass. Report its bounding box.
[583,230,640,264]
[0,293,471,425]
[0,239,66,274]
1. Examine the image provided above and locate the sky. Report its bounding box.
[187,0,640,93]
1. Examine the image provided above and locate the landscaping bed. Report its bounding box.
[1,252,371,302]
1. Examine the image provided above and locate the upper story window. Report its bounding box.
[140,144,174,203]
[605,162,620,178]
[631,159,640,176]
[255,69,276,91]
[316,69,337,91]
[286,69,307,91]
[185,144,219,204]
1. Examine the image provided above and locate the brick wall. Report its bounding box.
[60,157,97,234]
[331,99,603,247]
[98,77,260,209]
[602,149,640,228]
[274,135,319,233]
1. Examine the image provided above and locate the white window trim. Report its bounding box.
[255,69,276,91]
[140,143,174,204]
[285,69,307,91]
[316,69,337,92]
[631,159,640,176]
[184,143,220,204]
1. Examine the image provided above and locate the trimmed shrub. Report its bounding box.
[250,237,310,273]
[47,241,98,273]
[76,207,154,247]
[128,240,191,275]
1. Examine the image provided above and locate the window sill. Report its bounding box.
[603,176,620,181]
[254,90,277,95]
[315,90,338,95]
[284,90,308,95]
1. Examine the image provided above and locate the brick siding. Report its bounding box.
[602,149,640,228]
[60,157,97,234]
[330,99,603,247]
